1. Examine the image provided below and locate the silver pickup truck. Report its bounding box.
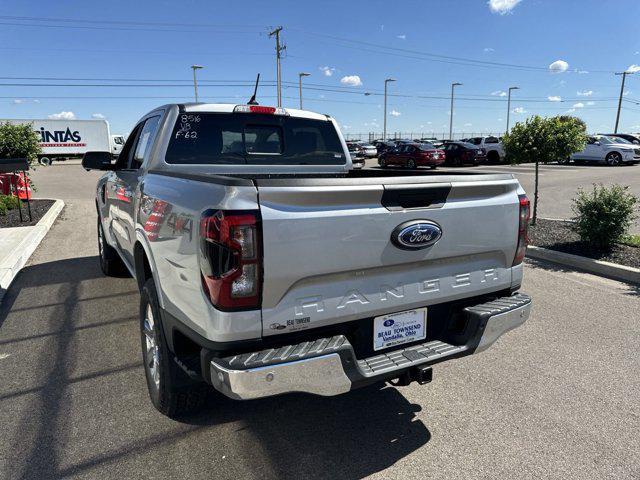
[82,103,532,417]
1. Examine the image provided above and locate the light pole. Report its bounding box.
[384,78,396,140]
[449,82,462,140]
[506,86,519,134]
[191,65,203,102]
[298,72,310,110]
[614,71,634,133]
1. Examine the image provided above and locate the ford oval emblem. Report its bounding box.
[391,220,442,250]
[383,319,395,327]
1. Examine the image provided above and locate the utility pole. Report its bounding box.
[269,27,286,107]
[506,86,519,134]
[614,71,633,133]
[383,78,396,140]
[191,65,203,102]
[449,82,462,140]
[298,72,310,110]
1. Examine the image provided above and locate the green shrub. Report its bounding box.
[0,201,6,216]
[572,184,638,249]
[0,194,20,211]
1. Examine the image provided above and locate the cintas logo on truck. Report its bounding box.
[38,126,86,146]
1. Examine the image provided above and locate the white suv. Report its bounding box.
[566,135,640,166]
[465,136,504,163]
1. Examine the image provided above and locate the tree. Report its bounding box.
[0,121,42,166]
[502,115,587,224]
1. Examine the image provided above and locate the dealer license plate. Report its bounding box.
[373,308,427,351]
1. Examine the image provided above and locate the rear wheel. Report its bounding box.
[140,278,208,417]
[97,218,128,276]
[379,157,387,168]
[487,151,500,164]
[39,157,52,166]
[407,159,417,169]
[557,157,571,165]
[605,151,622,166]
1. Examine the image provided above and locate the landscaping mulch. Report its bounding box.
[528,218,640,269]
[0,199,55,228]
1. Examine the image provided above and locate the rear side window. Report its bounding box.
[485,136,499,144]
[165,113,345,165]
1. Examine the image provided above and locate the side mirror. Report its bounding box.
[82,151,114,171]
[594,141,600,146]
[634,140,640,145]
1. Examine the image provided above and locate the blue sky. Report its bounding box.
[2,0,640,137]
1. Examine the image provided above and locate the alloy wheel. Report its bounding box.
[143,304,161,389]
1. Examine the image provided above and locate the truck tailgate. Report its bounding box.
[257,176,521,336]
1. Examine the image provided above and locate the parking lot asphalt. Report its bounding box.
[0,162,639,480]
[365,157,640,233]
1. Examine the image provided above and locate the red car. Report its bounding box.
[378,143,445,169]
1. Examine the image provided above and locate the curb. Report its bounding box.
[526,245,640,285]
[0,199,65,302]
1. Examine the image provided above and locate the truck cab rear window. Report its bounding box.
[165,113,345,165]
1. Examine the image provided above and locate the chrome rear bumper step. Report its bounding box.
[210,293,532,400]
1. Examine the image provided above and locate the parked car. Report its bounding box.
[465,136,504,163]
[373,140,396,155]
[82,102,531,417]
[354,141,378,158]
[379,142,446,169]
[442,141,487,166]
[565,135,640,166]
[598,133,640,145]
[346,142,366,169]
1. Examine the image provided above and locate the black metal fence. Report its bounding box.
[343,132,504,142]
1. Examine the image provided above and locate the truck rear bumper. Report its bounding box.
[209,293,531,400]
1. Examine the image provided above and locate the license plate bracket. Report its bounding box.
[373,308,427,351]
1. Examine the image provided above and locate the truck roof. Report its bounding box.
[179,103,330,121]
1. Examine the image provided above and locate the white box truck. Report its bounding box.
[1,118,124,165]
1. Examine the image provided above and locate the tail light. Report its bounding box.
[477,148,486,156]
[512,194,530,266]
[199,210,262,310]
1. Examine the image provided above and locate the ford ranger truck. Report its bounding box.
[82,103,532,417]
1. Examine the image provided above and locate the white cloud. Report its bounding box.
[547,96,562,102]
[513,107,526,114]
[319,66,335,77]
[572,102,584,108]
[566,108,576,113]
[340,75,362,87]
[586,101,595,106]
[396,34,406,40]
[626,64,640,73]
[342,125,351,129]
[390,110,401,117]
[91,113,106,119]
[33,99,40,103]
[576,90,593,96]
[48,111,76,120]
[464,123,472,127]
[13,99,24,104]
[549,60,569,73]
[488,0,523,15]
[491,90,507,97]
[483,47,495,53]
[624,90,631,96]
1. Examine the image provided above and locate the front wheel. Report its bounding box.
[140,278,209,417]
[605,152,622,166]
[379,157,387,168]
[407,159,417,169]
[557,157,571,165]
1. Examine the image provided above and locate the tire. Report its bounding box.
[605,151,622,166]
[429,165,437,170]
[97,217,128,277]
[557,157,571,165]
[40,157,52,166]
[487,151,500,164]
[140,278,208,417]
[407,159,417,169]
[379,157,387,168]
